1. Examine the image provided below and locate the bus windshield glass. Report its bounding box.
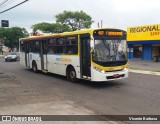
[92,39,127,62]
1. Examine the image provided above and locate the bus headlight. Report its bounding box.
[101,70,105,74]
[93,67,101,72]
[123,68,128,71]
[93,67,105,74]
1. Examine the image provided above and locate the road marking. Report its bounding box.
[129,69,160,76]
[109,121,118,124]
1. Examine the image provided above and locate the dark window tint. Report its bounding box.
[66,35,78,54]
[20,41,25,52]
[29,41,40,53]
[48,38,57,46]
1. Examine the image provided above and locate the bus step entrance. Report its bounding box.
[82,76,91,80]
[42,70,48,73]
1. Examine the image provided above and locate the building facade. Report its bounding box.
[127,24,160,60]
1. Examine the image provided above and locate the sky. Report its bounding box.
[0,0,160,32]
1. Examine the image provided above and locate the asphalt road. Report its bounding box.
[0,57,160,123]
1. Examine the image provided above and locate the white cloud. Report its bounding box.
[1,0,160,32]
[112,0,160,12]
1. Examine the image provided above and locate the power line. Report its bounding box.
[0,0,17,9]
[0,0,28,14]
[0,0,9,7]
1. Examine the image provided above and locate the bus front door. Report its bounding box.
[25,42,30,67]
[80,34,91,78]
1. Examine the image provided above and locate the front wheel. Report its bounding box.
[67,68,77,83]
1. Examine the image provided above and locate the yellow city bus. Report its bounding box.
[19,28,128,82]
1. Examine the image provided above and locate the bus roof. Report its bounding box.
[20,33,60,41]
[60,28,125,36]
[60,28,94,36]
[20,28,125,41]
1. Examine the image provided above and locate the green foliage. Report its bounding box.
[32,22,53,33]
[53,23,71,33]
[32,22,71,33]
[0,27,29,49]
[32,10,94,33]
[56,10,94,31]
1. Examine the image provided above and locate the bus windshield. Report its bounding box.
[92,39,127,62]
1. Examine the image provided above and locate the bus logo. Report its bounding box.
[2,116,11,121]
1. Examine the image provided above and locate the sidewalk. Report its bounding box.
[129,60,160,75]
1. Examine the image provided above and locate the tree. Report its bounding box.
[32,22,71,33]
[52,23,71,33]
[0,27,29,51]
[32,22,53,33]
[56,10,94,31]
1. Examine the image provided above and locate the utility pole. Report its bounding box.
[98,22,100,28]
[98,20,103,28]
[101,20,103,28]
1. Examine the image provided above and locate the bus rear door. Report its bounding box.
[25,42,30,67]
[40,40,48,71]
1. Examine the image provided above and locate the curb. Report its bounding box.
[129,69,160,76]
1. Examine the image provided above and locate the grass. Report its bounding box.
[154,70,160,72]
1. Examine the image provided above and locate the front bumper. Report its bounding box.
[91,66,128,82]
[5,57,17,61]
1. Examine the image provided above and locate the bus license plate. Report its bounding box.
[113,74,120,78]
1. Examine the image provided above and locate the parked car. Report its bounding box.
[4,52,20,62]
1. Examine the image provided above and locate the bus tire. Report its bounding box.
[67,67,77,83]
[32,61,38,73]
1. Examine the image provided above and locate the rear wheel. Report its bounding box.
[32,62,38,72]
[67,67,77,83]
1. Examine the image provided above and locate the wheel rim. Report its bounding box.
[70,70,76,80]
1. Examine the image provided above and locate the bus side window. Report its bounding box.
[67,47,72,54]
[20,41,25,52]
[67,46,78,54]
[57,37,66,54]
[66,35,78,54]
[29,40,40,53]
[58,37,65,45]
[48,47,57,54]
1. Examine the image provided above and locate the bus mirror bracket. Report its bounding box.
[90,36,94,54]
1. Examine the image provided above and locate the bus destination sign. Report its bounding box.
[94,30,124,37]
